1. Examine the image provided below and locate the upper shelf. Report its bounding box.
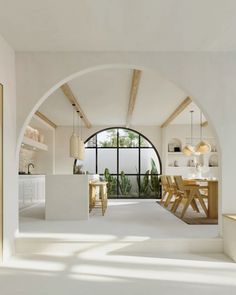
[22,136,48,151]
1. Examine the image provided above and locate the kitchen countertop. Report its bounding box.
[19,174,45,177]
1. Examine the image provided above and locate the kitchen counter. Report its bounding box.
[45,174,99,220]
[19,174,46,177]
[19,175,45,209]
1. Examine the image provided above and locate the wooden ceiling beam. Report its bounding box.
[35,111,57,129]
[60,83,91,128]
[126,69,142,127]
[161,96,192,128]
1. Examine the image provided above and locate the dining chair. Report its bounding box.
[164,175,178,207]
[160,175,169,205]
[173,176,208,218]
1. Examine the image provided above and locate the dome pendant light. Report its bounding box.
[77,111,85,161]
[195,111,211,154]
[70,106,79,159]
[183,110,195,156]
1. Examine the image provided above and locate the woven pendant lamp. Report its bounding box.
[195,111,211,154]
[70,106,79,159]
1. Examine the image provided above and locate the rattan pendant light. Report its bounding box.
[195,111,211,154]
[183,110,195,156]
[70,106,79,159]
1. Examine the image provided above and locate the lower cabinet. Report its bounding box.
[19,175,45,209]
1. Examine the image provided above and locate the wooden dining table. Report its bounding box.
[184,179,218,219]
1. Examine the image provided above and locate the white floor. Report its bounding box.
[1,248,235,295]
[19,199,219,239]
[0,200,234,294]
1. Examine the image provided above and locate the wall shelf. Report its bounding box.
[22,136,48,152]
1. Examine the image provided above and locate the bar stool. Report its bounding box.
[89,181,108,216]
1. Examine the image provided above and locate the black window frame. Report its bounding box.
[82,127,162,198]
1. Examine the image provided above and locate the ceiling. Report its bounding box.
[38,68,205,126]
[0,0,236,51]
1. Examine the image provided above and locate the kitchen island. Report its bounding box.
[45,174,99,220]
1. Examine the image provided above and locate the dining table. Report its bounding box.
[184,178,218,219]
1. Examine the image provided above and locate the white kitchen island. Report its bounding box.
[45,174,99,220]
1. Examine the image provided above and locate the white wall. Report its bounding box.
[55,125,162,175]
[0,35,17,259]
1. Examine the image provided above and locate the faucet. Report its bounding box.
[27,163,34,174]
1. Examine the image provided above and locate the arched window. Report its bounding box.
[83,127,162,198]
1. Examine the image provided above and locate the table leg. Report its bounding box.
[208,181,218,219]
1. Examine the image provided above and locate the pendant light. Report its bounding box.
[77,111,85,161]
[183,110,195,156]
[70,105,79,158]
[195,111,211,154]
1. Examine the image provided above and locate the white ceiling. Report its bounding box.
[0,0,236,51]
[38,68,204,127]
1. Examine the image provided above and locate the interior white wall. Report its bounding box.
[34,128,55,175]
[0,35,17,259]
[55,125,161,175]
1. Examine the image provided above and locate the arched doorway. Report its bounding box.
[16,64,221,240]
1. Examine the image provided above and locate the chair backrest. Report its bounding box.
[166,176,174,187]
[174,175,185,191]
[160,175,168,188]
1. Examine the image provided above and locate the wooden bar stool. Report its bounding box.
[89,181,108,216]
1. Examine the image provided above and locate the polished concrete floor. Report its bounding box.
[0,200,233,294]
[19,199,219,238]
[1,248,235,295]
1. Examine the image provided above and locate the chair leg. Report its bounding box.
[164,191,173,207]
[180,191,194,218]
[197,191,208,216]
[190,199,200,212]
[160,191,168,204]
[171,196,182,212]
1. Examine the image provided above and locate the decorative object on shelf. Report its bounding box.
[168,138,181,152]
[174,147,181,152]
[73,160,84,174]
[209,154,218,167]
[174,160,179,167]
[195,111,211,154]
[39,134,44,143]
[168,143,175,152]
[183,110,195,156]
[70,106,79,159]
[188,158,196,167]
[24,125,40,142]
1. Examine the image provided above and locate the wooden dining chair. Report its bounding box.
[172,176,208,218]
[160,175,169,205]
[165,175,178,207]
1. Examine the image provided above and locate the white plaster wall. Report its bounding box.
[55,125,161,175]
[35,128,55,175]
[0,35,17,259]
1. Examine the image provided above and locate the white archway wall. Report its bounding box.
[15,52,236,216]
